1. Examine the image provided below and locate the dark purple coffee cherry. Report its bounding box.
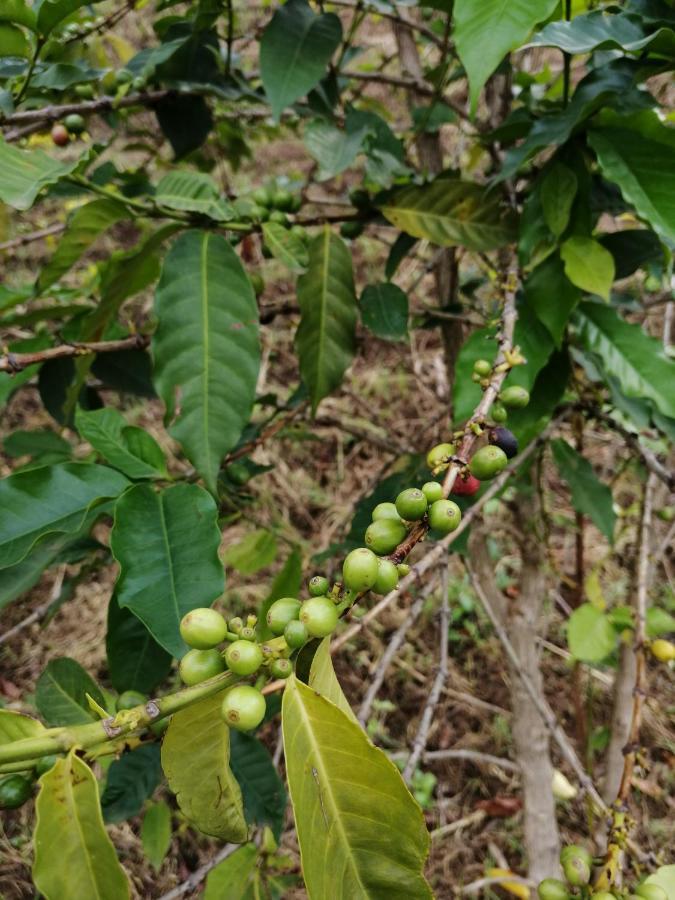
[488,426,518,459]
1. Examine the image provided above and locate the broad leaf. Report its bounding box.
[308,638,357,724]
[529,10,675,55]
[379,180,517,252]
[258,548,303,640]
[360,283,409,342]
[540,162,577,237]
[153,230,260,493]
[260,0,342,120]
[4,428,71,460]
[36,0,105,36]
[574,301,675,419]
[230,731,287,840]
[262,222,309,271]
[75,407,166,480]
[106,597,173,695]
[454,0,558,111]
[304,117,368,180]
[0,0,36,30]
[295,226,357,413]
[551,439,616,542]
[508,348,571,448]
[101,744,162,824]
[155,171,235,221]
[0,462,128,569]
[599,229,663,280]
[161,693,248,841]
[204,844,258,900]
[452,327,497,425]
[0,137,83,210]
[524,254,580,347]
[35,657,106,726]
[110,483,225,658]
[33,753,130,900]
[282,676,432,898]
[561,236,615,301]
[0,22,28,56]
[36,199,128,292]
[0,709,45,746]
[141,801,172,871]
[567,603,616,662]
[223,529,278,575]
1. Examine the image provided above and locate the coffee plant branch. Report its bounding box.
[0,334,150,373]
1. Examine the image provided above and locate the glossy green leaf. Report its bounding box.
[0,0,36,30]
[161,693,248,842]
[567,603,616,662]
[0,137,83,210]
[360,282,409,342]
[282,675,432,898]
[0,462,128,569]
[379,180,517,252]
[101,744,162,823]
[155,171,235,221]
[588,125,675,245]
[454,0,558,111]
[295,226,357,414]
[524,254,580,347]
[260,0,342,120]
[262,222,309,271]
[4,428,71,460]
[141,801,172,871]
[110,482,225,658]
[75,407,166,480]
[529,10,675,55]
[0,709,45,746]
[34,752,130,900]
[152,230,260,493]
[540,162,577,237]
[36,199,128,293]
[258,548,303,640]
[551,439,616,542]
[31,62,102,90]
[35,657,106,726]
[223,529,277,576]
[106,596,172,695]
[204,844,258,900]
[37,0,105,36]
[575,301,675,418]
[230,731,287,841]
[561,236,615,301]
[308,638,357,724]
[508,348,570,448]
[452,327,497,424]
[0,22,28,56]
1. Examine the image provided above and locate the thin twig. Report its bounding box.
[459,874,536,895]
[0,334,149,373]
[327,0,443,47]
[430,809,487,842]
[0,223,65,252]
[424,749,521,772]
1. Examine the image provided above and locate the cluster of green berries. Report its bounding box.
[339,188,374,240]
[240,182,304,232]
[538,847,667,900]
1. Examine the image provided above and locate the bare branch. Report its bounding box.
[0,334,149,373]
[0,223,65,252]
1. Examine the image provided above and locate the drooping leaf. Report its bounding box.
[101,744,162,824]
[529,9,675,55]
[295,226,357,413]
[155,93,213,159]
[454,0,559,112]
[230,731,287,840]
[0,709,45,746]
[524,254,580,347]
[223,529,277,575]
[0,22,29,56]
[551,439,616,542]
[110,483,225,658]
[360,282,409,342]
[141,801,172,871]
[260,0,342,120]
[574,301,675,418]
[308,638,357,724]
[0,462,128,569]
[282,676,432,898]
[106,596,173,695]
[0,138,84,210]
[36,0,105,37]
[75,406,166,480]
[561,236,615,301]
[385,233,418,280]
[35,657,106,726]
[152,230,260,493]
[540,162,577,237]
[204,844,258,900]
[262,221,309,271]
[567,603,617,662]
[379,180,517,252]
[34,753,130,900]
[258,548,303,640]
[155,171,235,221]
[161,693,247,841]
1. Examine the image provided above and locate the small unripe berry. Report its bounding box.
[537,879,571,900]
[299,596,339,638]
[221,685,266,731]
[343,547,379,591]
[270,658,292,679]
[426,442,455,472]
[473,359,492,377]
[491,402,508,423]
[269,209,288,226]
[34,755,60,777]
[252,186,272,207]
[179,649,225,685]
[284,619,309,649]
[266,598,301,635]
[428,499,461,534]
[635,885,667,900]
[372,558,399,595]
[592,894,618,900]
[64,113,86,135]
[397,563,411,576]
[372,502,401,522]
[51,124,69,146]
[239,626,256,642]
[228,616,243,634]
[650,639,675,662]
[469,445,508,480]
[562,856,590,886]
[422,481,443,503]
[395,488,428,521]
[180,608,227,649]
[451,472,481,496]
[499,385,530,408]
[340,220,364,239]
[560,845,592,868]
[225,640,263,675]
[272,188,294,210]
[0,774,32,809]
[489,426,518,459]
[308,575,329,596]
[365,519,407,555]
[116,690,148,711]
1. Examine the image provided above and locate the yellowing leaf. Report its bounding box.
[486,868,531,900]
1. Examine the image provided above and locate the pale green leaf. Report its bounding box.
[0,709,45,746]
[204,844,258,900]
[308,639,358,724]
[35,657,106,726]
[262,221,309,271]
[33,752,130,900]
[551,439,615,542]
[142,801,172,871]
[567,603,616,662]
[75,407,166,480]
[110,483,225,658]
[540,162,577,237]
[161,693,248,842]
[529,10,675,55]
[223,529,277,575]
[155,171,235,221]
[0,0,37,30]
[0,21,29,56]
[282,676,432,898]
[37,0,105,36]
[561,236,615,300]
[0,137,84,210]
[152,230,260,493]
[304,118,368,180]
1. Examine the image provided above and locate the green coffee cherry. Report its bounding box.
[342,548,379,591]
[249,203,269,221]
[269,209,288,226]
[560,845,592,868]
[115,69,132,85]
[64,113,86,134]
[221,685,266,731]
[499,385,530,408]
[537,879,571,900]
[266,598,301,635]
[491,402,508,423]
[349,188,370,209]
[340,220,364,239]
[239,626,256,642]
[428,499,461,534]
[397,563,411,576]
[0,775,32,809]
[74,83,95,99]
[308,575,329,597]
[299,596,338,638]
[229,616,243,634]
[180,608,228,649]
[592,894,618,900]
[372,501,401,521]
[373,558,399,595]
[422,481,443,503]
[562,856,591,887]
[469,445,508,480]
[426,442,455,472]
[252,186,272,207]
[116,690,148,711]
[284,619,309,649]
[635,886,667,900]
[272,188,294,211]
[270,658,292,679]
[473,359,491,377]
[225,640,263,675]
[365,519,407,555]
[179,649,225,685]
[34,755,60,777]
[395,488,428,521]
